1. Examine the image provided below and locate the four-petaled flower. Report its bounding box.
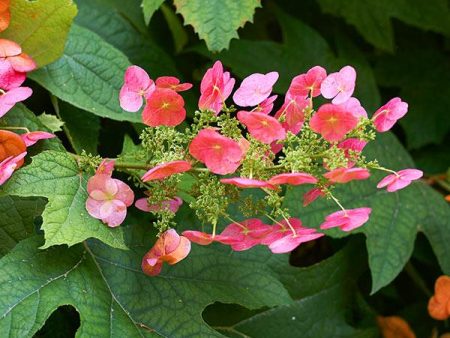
[377,169,423,192]
[320,65,356,104]
[287,66,327,98]
[372,97,408,132]
[320,207,372,232]
[237,110,286,144]
[119,65,155,112]
[233,71,279,107]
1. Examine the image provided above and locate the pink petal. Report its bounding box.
[0,152,26,185]
[0,87,32,118]
[141,160,192,181]
[21,131,55,147]
[269,172,317,186]
[113,179,135,206]
[220,177,276,190]
[237,110,286,144]
[324,167,370,183]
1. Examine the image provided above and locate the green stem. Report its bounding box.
[0,126,30,133]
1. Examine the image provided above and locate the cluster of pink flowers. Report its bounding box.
[88,61,425,276]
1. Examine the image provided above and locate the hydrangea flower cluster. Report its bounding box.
[82,61,422,276]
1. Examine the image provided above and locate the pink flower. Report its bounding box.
[189,128,243,175]
[372,98,408,132]
[135,196,182,213]
[220,218,272,251]
[320,66,356,104]
[254,95,277,114]
[310,103,359,142]
[143,88,186,127]
[237,110,286,144]
[233,72,279,107]
[182,230,232,246]
[268,172,317,186]
[320,207,372,232]
[0,39,36,73]
[142,229,191,276]
[220,177,276,190]
[141,160,191,182]
[0,59,25,90]
[377,169,423,192]
[337,97,367,119]
[0,87,32,118]
[324,167,370,183]
[0,152,26,185]
[287,66,327,98]
[119,65,155,112]
[86,163,134,227]
[337,138,367,167]
[198,61,235,114]
[20,131,55,147]
[303,187,326,206]
[275,94,308,130]
[155,76,192,92]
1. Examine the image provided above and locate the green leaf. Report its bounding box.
[29,25,141,123]
[1,151,127,250]
[142,0,165,24]
[317,0,450,52]
[174,0,261,52]
[0,196,45,257]
[0,220,291,337]
[0,0,77,67]
[161,3,189,53]
[37,113,65,133]
[284,133,450,293]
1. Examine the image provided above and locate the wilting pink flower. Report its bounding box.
[155,76,192,92]
[220,218,272,251]
[0,152,26,185]
[143,88,186,127]
[260,218,323,253]
[86,164,134,227]
[0,87,32,118]
[198,61,235,114]
[142,229,191,276]
[324,167,370,183]
[275,94,309,130]
[254,95,277,114]
[337,97,367,119]
[377,169,423,192]
[0,59,25,90]
[269,172,317,186]
[189,128,243,175]
[320,207,372,232]
[372,98,408,132]
[119,65,155,112]
[21,131,55,147]
[337,138,367,167]
[182,230,232,246]
[220,177,276,190]
[233,72,279,107]
[141,160,191,182]
[303,187,326,206]
[320,66,356,104]
[135,196,182,213]
[310,103,358,142]
[288,66,327,98]
[237,111,286,144]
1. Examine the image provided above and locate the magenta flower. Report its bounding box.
[119,65,155,112]
[198,61,235,114]
[189,128,244,175]
[0,152,26,185]
[288,66,327,98]
[310,103,358,142]
[143,88,186,127]
[135,196,183,213]
[0,86,32,118]
[377,169,423,192]
[220,218,272,251]
[254,95,277,114]
[141,160,191,182]
[182,230,232,246]
[155,76,192,92]
[86,164,134,227]
[237,110,286,144]
[220,177,276,190]
[324,167,370,183]
[20,131,55,147]
[320,65,356,104]
[268,172,318,186]
[372,98,408,132]
[233,71,279,107]
[320,207,372,232]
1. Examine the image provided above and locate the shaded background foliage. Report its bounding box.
[0,0,449,337]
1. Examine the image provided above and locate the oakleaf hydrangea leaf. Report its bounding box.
[0,217,291,337]
[174,0,261,52]
[1,151,127,250]
[284,133,450,293]
[29,25,141,123]
[0,0,77,67]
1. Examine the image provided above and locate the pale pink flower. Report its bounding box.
[287,66,327,98]
[142,229,191,276]
[268,172,317,186]
[320,66,356,104]
[324,167,370,183]
[237,110,286,144]
[141,160,191,182]
[135,196,182,213]
[119,65,155,112]
[220,177,276,190]
[198,61,235,114]
[320,207,372,232]
[233,72,279,107]
[0,87,32,118]
[377,169,423,192]
[220,218,272,251]
[372,98,408,132]
[0,152,26,185]
[20,131,55,147]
